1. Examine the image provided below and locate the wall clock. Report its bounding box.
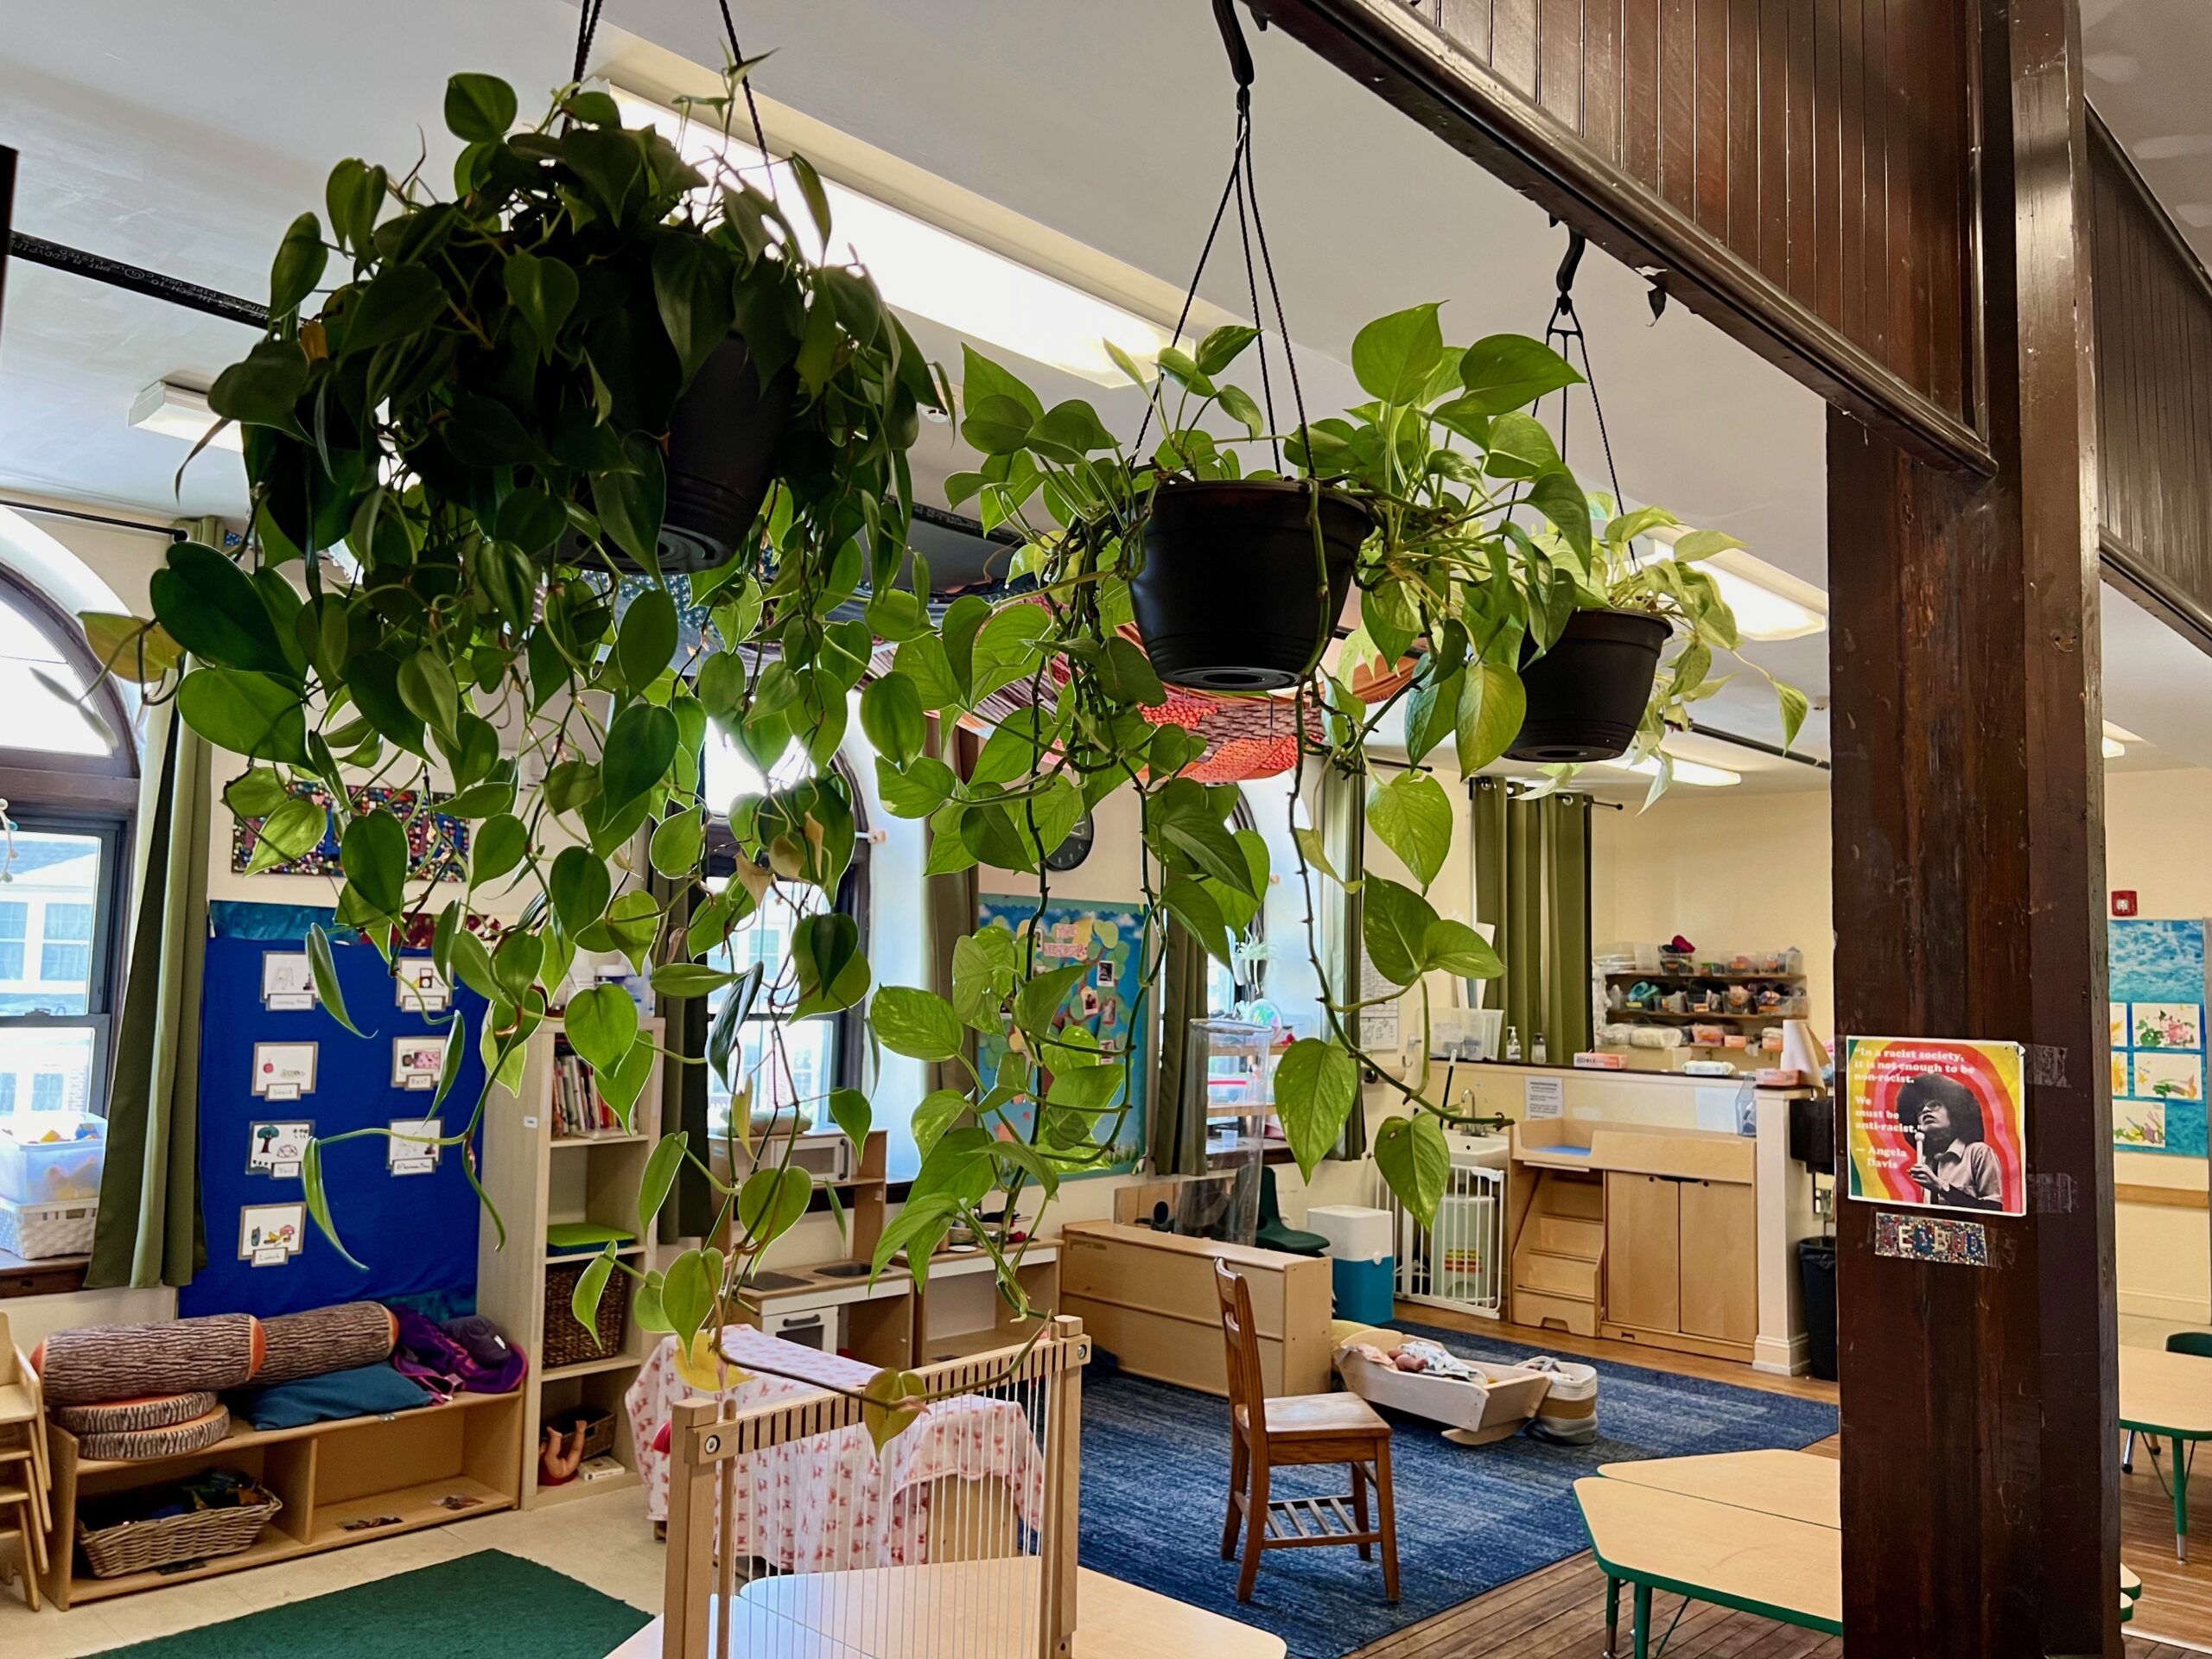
[1044,811,1096,872]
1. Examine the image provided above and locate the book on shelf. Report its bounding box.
[550,1037,623,1140]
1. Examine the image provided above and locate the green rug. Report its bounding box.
[100,1549,651,1658]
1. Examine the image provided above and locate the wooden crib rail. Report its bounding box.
[662,1314,1089,1659]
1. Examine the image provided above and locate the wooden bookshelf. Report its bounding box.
[40,1390,523,1608]
[475,1014,666,1510]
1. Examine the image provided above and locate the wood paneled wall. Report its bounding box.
[1263,0,1987,469]
[1420,0,1976,417]
[2092,117,2212,643]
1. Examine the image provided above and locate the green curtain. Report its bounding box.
[87,698,212,1288]
[1470,779,1592,1064]
[1319,766,1369,1161]
[1146,918,1211,1175]
[923,720,980,1096]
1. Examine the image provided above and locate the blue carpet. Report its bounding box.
[1077,1319,1838,1659]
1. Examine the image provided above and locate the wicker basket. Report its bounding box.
[542,1258,632,1370]
[77,1488,282,1579]
[543,1403,617,1459]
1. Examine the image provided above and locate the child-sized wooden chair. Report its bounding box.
[0,1313,49,1608]
[1213,1261,1399,1605]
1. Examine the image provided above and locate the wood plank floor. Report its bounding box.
[1352,1308,2212,1657]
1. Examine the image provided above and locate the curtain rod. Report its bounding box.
[8,232,268,328]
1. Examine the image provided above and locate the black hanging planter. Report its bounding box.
[1508,607,1670,763]
[1131,480,1373,692]
[654,334,794,575]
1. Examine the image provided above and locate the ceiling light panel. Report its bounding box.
[613,89,1176,387]
[128,380,242,452]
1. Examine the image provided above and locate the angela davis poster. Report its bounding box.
[1845,1037,2026,1217]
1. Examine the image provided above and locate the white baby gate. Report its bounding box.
[1373,1135,1509,1319]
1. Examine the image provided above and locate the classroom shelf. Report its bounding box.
[1611,1010,1799,1023]
[1605,970,1807,982]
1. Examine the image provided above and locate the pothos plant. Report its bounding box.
[82,63,1801,1427]
[77,70,1275,1433]
[957,301,1807,1216]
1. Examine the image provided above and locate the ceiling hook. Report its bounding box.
[1212,0,1257,90]
[1554,226,1587,300]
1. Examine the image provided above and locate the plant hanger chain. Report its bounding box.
[1132,0,1312,474]
[1541,226,1630,562]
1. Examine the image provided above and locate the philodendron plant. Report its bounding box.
[82,52,1796,1430]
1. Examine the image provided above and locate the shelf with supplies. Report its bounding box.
[1613,1010,1802,1024]
[1604,971,1807,983]
[475,1012,665,1510]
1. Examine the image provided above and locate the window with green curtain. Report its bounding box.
[1470,779,1592,1064]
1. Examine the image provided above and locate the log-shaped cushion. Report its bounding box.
[53,1392,218,1437]
[76,1403,231,1463]
[32,1314,264,1406]
[257,1302,397,1387]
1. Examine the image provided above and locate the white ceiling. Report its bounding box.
[0,0,2206,780]
[2087,0,2212,260]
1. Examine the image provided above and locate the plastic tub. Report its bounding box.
[0,1118,106,1204]
[1332,1255,1395,1326]
[1306,1205,1394,1261]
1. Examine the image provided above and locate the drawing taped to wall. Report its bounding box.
[2111,918,2209,1155]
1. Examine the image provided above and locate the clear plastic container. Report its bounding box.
[0,1116,106,1204]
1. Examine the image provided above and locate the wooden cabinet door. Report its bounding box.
[1678,1179,1758,1344]
[1604,1173,1681,1334]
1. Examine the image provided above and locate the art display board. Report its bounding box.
[974,895,1148,1179]
[1844,1036,2028,1217]
[180,930,490,1319]
[2110,918,2209,1156]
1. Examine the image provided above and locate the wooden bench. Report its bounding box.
[1574,1450,2139,1657]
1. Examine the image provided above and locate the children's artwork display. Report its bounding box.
[1844,1036,2028,1217]
[974,896,1148,1179]
[231,784,469,881]
[2111,918,2209,1156]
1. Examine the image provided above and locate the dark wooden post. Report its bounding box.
[1827,0,2113,1651]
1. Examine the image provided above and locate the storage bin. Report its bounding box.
[0,1119,105,1204]
[1332,1255,1395,1326]
[1306,1205,1393,1262]
[0,1193,97,1260]
[78,1483,282,1578]
[542,1256,632,1369]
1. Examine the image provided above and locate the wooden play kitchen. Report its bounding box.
[1509,1120,1758,1363]
[1574,1451,2142,1657]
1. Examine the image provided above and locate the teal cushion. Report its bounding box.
[237,1362,433,1431]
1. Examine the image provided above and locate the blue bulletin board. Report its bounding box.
[2111,918,2209,1157]
[179,930,491,1319]
[974,895,1147,1177]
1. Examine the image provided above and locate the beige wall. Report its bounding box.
[1593,765,2212,1330]
[1592,785,1836,1042]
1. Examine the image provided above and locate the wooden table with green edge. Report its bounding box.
[1573,1451,2141,1658]
[2120,1344,2212,1563]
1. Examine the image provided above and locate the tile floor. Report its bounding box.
[0,1484,661,1658]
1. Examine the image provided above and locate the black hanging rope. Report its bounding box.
[1542,226,1628,543]
[1132,0,1312,474]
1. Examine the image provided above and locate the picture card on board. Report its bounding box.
[387,1116,442,1175]
[251,1041,317,1099]
[394,958,450,1012]
[392,1035,448,1090]
[247,1119,313,1179]
[238,1202,305,1266]
[260,952,316,1011]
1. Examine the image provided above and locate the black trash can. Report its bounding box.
[1798,1236,1838,1382]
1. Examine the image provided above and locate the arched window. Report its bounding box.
[0,563,138,1122]
[696,727,869,1132]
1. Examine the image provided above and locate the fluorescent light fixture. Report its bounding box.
[2102,734,2126,760]
[1645,529,1827,642]
[1601,753,1742,789]
[129,380,241,452]
[613,89,1176,387]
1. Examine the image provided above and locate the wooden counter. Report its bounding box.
[1057,1221,1333,1398]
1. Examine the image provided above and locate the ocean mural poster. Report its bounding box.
[975,896,1148,1179]
[2111,918,2209,1156]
